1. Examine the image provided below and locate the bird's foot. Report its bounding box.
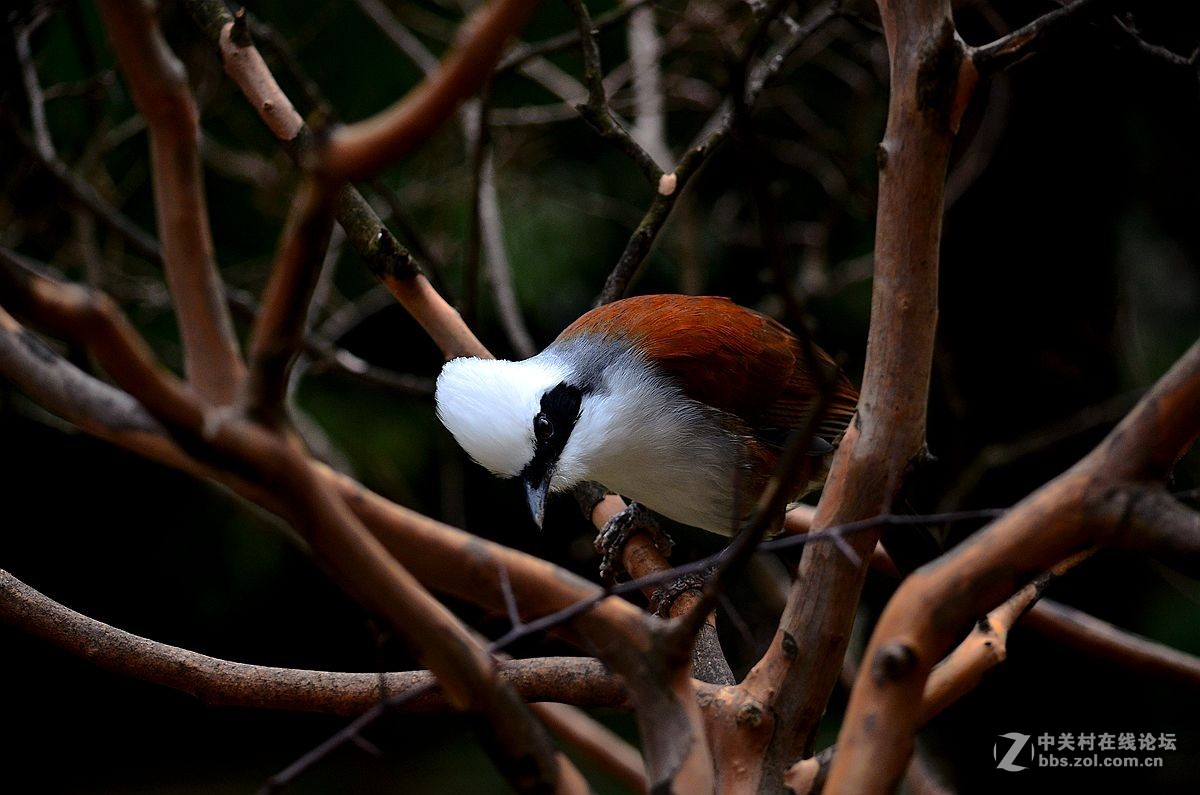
[594,502,673,583]
[650,567,715,618]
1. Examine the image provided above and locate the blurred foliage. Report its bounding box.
[2,0,1200,792]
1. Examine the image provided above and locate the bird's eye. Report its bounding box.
[534,413,554,442]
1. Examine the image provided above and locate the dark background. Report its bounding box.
[2,0,1199,792]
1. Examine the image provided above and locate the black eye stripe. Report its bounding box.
[520,381,583,486]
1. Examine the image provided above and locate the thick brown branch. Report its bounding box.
[917,550,1092,724]
[321,0,542,181]
[97,0,244,405]
[1098,485,1200,577]
[0,568,627,714]
[829,338,1200,793]
[735,2,977,788]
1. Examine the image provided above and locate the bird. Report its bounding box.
[435,294,859,536]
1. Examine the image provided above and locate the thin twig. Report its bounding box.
[563,0,665,186]
[969,0,1107,73]
[479,144,538,358]
[4,118,163,263]
[593,2,845,305]
[1111,14,1200,69]
[498,0,654,73]
[13,7,57,161]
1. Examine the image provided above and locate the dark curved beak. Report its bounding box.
[524,473,552,529]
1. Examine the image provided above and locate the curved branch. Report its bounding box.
[829,338,1200,793]
[321,0,542,181]
[532,703,648,793]
[0,257,714,792]
[0,569,627,714]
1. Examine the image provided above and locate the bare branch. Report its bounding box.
[322,0,542,181]
[498,0,653,72]
[3,121,163,263]
[917,550,1092,724]
[245,180,336,425]
[183,0,489,361]
[0,568,628,714]
[593,2,845,305]
[735,2,978,786]
[1025,598,1200,689]
[1112,15,1200,68]
[830,337,1200,793]
[564,0,665,185]
[13,8,56,161]
[969,0,1106,73]
[0,254,577,794]
[532,703,648,793]
[97,0,245,404]
[625,2,672,170]
[352,0,441,74]
[1098,485,1200,577]
[478,144,538,358]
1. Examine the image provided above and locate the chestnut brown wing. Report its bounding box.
[558,295,858,445]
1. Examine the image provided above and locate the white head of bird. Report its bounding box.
[435,295,858,535]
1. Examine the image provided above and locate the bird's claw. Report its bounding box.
[594,502,672,583]
[650,569,713,618]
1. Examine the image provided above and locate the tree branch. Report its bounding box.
[829,337,1200,793]
[182,0,488,361]
[0,255,716,791]
[563,0,664,186]
[0,568,628,714]
[735,1,977,787]
[0,254,578,794]
[531,703,648,793]
[593,2,845,305]
[969,0,1107,73]
[1025,597,1200,689]
[321,0,542,181]
[245,180,336,425]
[97,0,245,404]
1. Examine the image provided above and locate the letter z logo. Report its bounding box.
[994,732,1032,772]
